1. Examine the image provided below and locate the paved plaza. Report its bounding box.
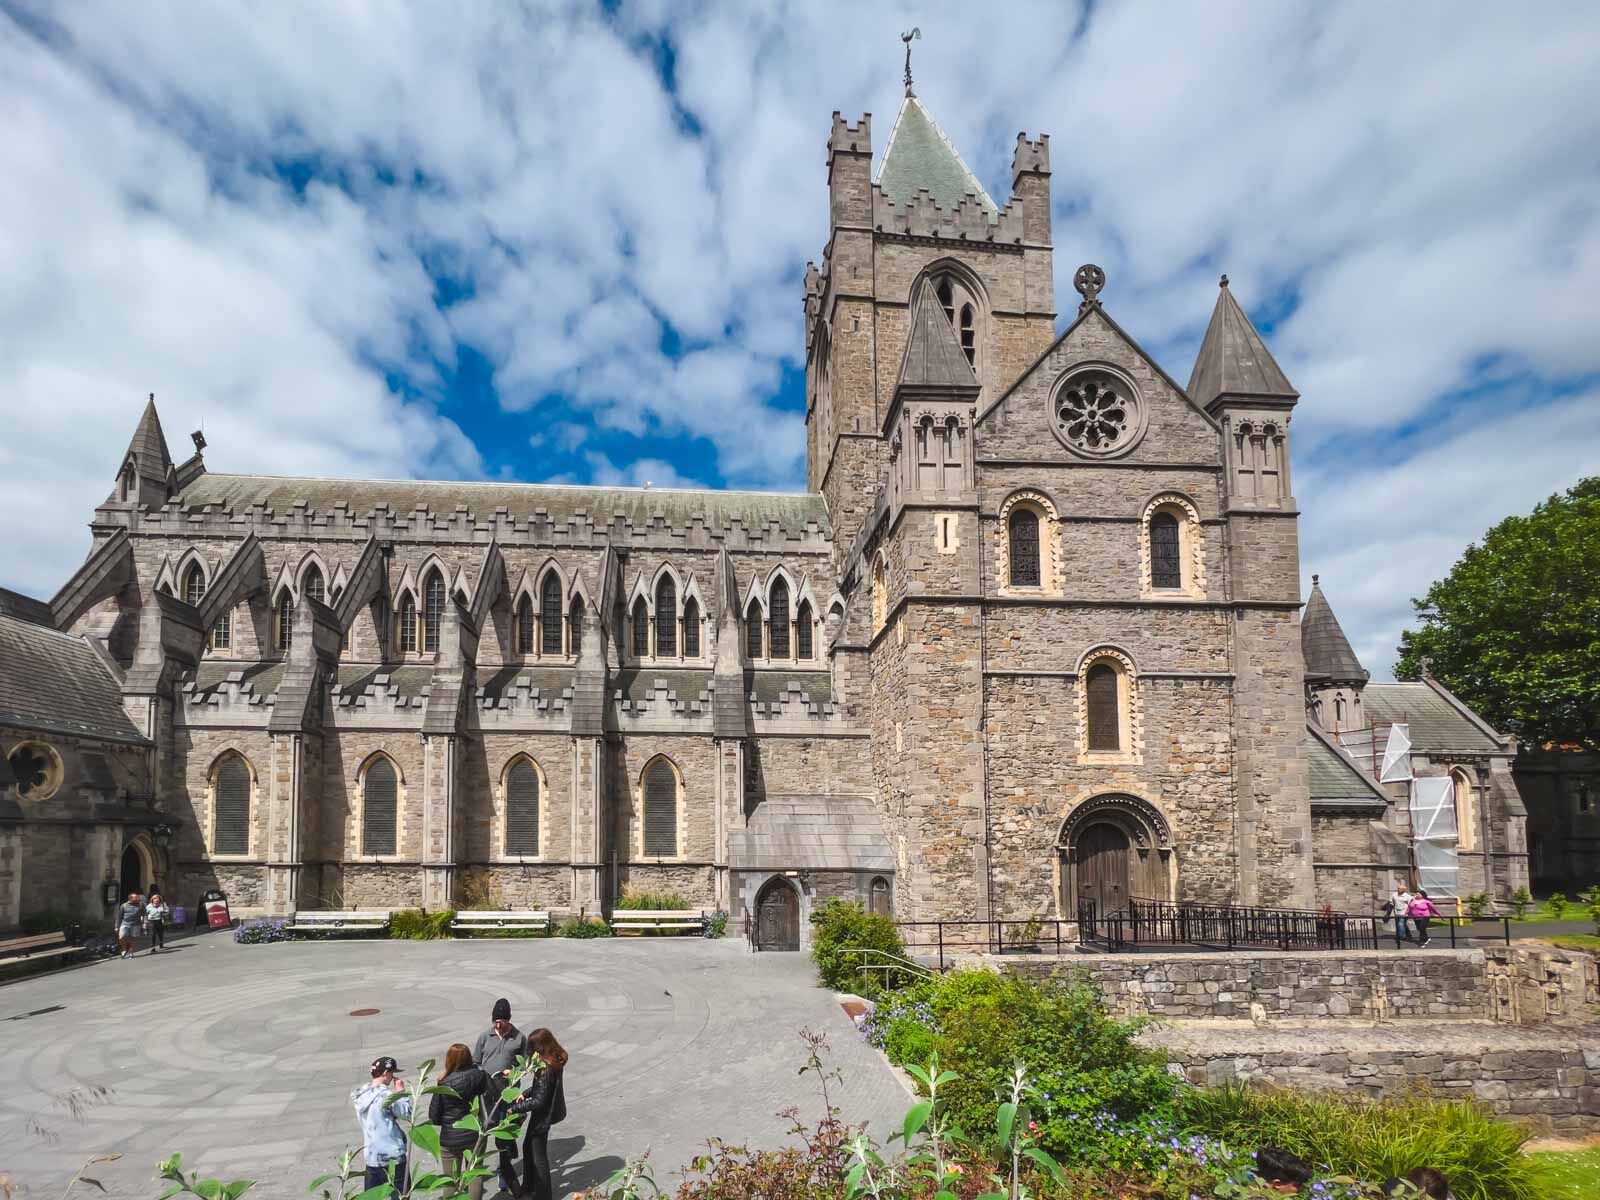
[0,935,910,1200]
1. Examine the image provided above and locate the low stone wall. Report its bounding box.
[1485,943,1600,1024]
[989,948,1491,1020]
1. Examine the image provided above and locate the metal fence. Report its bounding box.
[893,918,1077,972]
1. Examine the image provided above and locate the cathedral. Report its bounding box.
[0,87,1530,943]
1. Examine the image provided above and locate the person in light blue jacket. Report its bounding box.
[352,1055,412,1192]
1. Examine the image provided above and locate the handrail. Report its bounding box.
[841,946,935,981]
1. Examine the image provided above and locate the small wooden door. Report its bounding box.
[755,879,800,951]
[1075,823,1130,917]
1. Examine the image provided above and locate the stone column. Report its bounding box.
[266,733,305,915]
[421,734,456,909]
[713,738,745,910]
[569,736,605,914]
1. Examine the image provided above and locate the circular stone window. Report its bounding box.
[1051,368,1146,458]
[7,741,64,800]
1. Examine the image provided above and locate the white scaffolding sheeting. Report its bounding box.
[1380,723,1413,782]
[1336,727,1378,774]
[1411,775,1459,896]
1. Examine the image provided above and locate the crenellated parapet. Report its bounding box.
[871,185,1025,244]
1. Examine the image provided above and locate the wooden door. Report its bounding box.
[1075,823,1130,917]
[755,879,800,951]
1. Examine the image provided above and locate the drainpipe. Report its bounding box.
[974,403,996,928]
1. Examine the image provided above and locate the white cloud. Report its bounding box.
[1,1,1597,677]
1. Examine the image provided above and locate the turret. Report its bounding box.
[110,395,176,508]
[1010,134,1054,316]
[1302,576,1369,732]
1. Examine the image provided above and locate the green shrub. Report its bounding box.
[1510,886,1533,919]
[389,908,454,940]
[1465,892,1491,918]
[556,916,612,938]
[19,909,81,935]
[1178,1083,1544,1200]
[1547,892,1569,919]
[616,885,691,910]
[808,898,909,996]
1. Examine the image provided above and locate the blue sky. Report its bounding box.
[2,1,1598,677]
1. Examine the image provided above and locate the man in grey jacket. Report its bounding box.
[473,998,528,1196]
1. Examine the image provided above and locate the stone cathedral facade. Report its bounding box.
[0,90,1530,938]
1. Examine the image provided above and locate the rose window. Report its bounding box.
[7,742,61,799]
[1051,371,1144,457]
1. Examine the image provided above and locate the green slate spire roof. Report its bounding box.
[1302,576,1368,684]
[898,286,979,390]
[876,96,998,218]
[124,394,174,482]
[1187,276,1298,409]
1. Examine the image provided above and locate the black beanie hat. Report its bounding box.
[492,998,511,1021]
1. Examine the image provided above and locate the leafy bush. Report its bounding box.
[233,918,292,945]
[1465,892,1491,918]
[1509,886,1533,919]
[617,885,691,910]
[703,910,729,939]
[809,898,910,997]
[557,916,612,938]
[389,909,454,940]
[456,870,506,911]
[1583,885,1600,935]
[1547,892,1569,919]
[1178,1083,1544,1200]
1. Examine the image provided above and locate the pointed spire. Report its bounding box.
[876,95,998,217]
[124,394,174,482]
[1187,276,1298,411]
[898,287,979,391]
[714,547,748,671]
[1302,576,1368,684]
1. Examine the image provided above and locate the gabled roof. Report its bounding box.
[876,95,998,218]
[1187,277,1298,410]
[0,612,149,745]
[124,396,174,482]
[1302,577,1367,683]
[1306,724,1390,806]
[1362,682,1501,754]
[898,287,979,391]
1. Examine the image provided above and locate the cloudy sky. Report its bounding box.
[3,2,1597,676]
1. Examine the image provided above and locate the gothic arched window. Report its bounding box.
[504,758,540,857]
[213,753,251,856]
[422,571,445,653]
[303,565,325,606]
[796,600,814,660]
[643,758,678,857]
[655,576,677,658]
[632,597,649,658]
[683,596,700,658]
[959,303,975,366]
[275,592,293,653]
[362,757,398,856]
[516,594,535,655]
[398,595,418,654]
[568,596,585,657]
[746,599,764,659]
[1149,512,1182,589]
[1086,662,1121,752]
[541,572,563,656]
[1008,508,1040,587]
[1453,769,1478,851]
[769,578,790,659]
[184,563,206,609]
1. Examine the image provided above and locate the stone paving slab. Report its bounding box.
[0,937,909,1200]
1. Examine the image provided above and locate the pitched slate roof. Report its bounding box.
[124,396,174,481]
[1306,726,1388,804]
[0,611,148,744]
[1301,579,1367,683]
[176,475,830,538]
[1187,277,1298,409]
[898,288,979,390]
[876,96,998,217]
[728,794,894,872]
[1362,683,1501,754]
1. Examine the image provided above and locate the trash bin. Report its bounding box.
[171,905,188,928]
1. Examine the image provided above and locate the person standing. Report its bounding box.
[144,892,171,954]
[431,1043,490,1200]
[472,999,529,1197]
[1409,889,1440,948]
[508,1029,567,1200]
[1388,883,1414,946]
[114,893,143,959]
[352,1056,412,1193]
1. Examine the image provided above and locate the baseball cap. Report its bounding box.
[371,1056,401,1075]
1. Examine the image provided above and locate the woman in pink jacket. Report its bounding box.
[1408,890,1440,947]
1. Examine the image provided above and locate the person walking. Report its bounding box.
[352,1055,412,1193]
[1388,883,1414,946]
[431,1043,490,1200]
[507,1029,567,1200]
[1409,889,1440,947]
[144,892,171,954]
[472,998,529,1196]
[114,893,143,959]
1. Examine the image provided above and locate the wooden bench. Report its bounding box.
[451,910,552,936]
[0,930,83,966]
[288,910,392,935]
[609,909,706,936]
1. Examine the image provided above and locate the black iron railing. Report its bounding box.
[1080,898,1357,952]
[893,918,1076,972]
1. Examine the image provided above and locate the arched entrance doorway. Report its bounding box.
[1075,823,1129,916]
[754,877,800,952]
[120,843,146,899]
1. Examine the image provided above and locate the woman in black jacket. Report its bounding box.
[430,1042,490,1200]
[507,1028,567,1200]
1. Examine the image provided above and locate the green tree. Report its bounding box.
[1395,477,1600,749]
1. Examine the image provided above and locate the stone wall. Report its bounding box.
[1485,943,1600,1024]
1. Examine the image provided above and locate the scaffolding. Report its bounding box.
[1335,720,1460,897]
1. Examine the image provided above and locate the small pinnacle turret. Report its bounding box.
[1188,275,1298,412]
[111,394,177,506]
[1302,577,1368,685]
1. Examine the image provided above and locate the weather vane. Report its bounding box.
[902,27,921,97]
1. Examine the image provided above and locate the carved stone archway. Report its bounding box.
[1057,793,1175,914]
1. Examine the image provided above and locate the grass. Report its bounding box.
[1177,1083,1547,1200]
[1531,1146,1600,1199]
[1545,934,1600,953]
[616,885,691,910]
